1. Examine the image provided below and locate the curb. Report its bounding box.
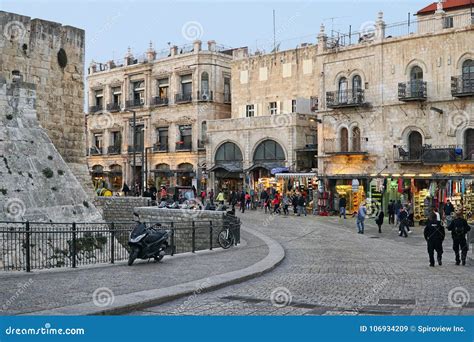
[23,225,285,315]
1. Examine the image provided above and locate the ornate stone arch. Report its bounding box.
[455,52,474,70]
[348,69,366,85]
[251,137,288,162]
[333,71,348,87]
[400,126,427,145]
[404,59,428,78]
[213,140,244,163]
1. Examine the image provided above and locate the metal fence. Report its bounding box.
[0,217,240,272]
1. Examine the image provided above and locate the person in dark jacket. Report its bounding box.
[375,210,385,233]
[339,196,347,219]
[443,200,455,218]
[395,200,402,224]
[239,190,246,213]
[387,200,395,225]
[398,207,408,237]
[297,194,306,216]
[447,210,471,266]
[424,213,445,267]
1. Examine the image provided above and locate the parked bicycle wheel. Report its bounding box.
[218,229,234,249]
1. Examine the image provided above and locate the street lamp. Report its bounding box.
[130,110,137,196]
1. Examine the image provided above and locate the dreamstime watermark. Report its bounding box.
[3,20,26,42]
[176,278,211,313]
[2,278,34,312]
[89,112,115,130]
[271,114,292,129]
[448,286,470,308]
[92,287,115,308]
[447,109,469,133]
[270,287,293,308]
[4,198,26,220]
[181,21,204,41]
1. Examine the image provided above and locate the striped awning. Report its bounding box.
[275,173,318,178]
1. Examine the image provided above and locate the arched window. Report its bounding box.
[465,128,474,161]
[352,75,362,103]
[462,59,474,91]
[108,164,123,191]
[410,66,423,81]
[408,131,423,160]
[410,66,424,98]
[338,77,348,104]
[201,72,209,96]
[200,121,207,146]
[352,127,361,152]
[340,127,349,152]
[215,142,243,163]
[254,140,285,162]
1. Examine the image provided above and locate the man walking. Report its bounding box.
[424,213,445,267]
[398,207,408,237]
[388,200,395,225]
[339,196,347,219]
[356,203,367,234]
[447,210,471,266]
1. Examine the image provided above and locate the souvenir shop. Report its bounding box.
[274,173,319,208]
[316,177,368,216]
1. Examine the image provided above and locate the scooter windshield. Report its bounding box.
[130,222,147,238]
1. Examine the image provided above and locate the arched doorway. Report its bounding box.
[251,140,286,192]
[153,163,171,188]
[410,66,424,97]
[176,163,194,186]
[108,164,123,191]
[91,165,105,189]
[352,127,361,152]
[408,131,423,160]
[465,128,474,161]
[211,142,244,192]
[340,127,349,152]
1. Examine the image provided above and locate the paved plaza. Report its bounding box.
[131,211,474,316]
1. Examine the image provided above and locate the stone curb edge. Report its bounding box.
[23,225,285,316]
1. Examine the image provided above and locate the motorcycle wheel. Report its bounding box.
[218,230,234,249]
[128,248,139,266]
[154,254,164,262]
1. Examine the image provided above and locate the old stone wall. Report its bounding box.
[94,196,151,222]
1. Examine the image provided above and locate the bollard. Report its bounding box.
[110,222,115,264]
[192,221,196,253]
[71,222,77,268]
[25,221,31,272]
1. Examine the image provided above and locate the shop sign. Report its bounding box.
[352,179,360,193]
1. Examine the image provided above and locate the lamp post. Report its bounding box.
[130,110,137,196]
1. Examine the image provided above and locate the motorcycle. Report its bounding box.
[128,213,171,266]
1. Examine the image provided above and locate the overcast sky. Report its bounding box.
[2,0,431,66]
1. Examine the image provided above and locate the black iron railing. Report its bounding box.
[398,81,427,101]
[89,105,103,113]
[151,96,169,106]
[175,93,193,103]
[89,147,102,155]
[128,145,144,153]
[106,103,121,112]
[153,143,168,152]
[451,75,474,97]
[0,218,240,272]
[176,141,193,151]
[197,91,214,102]
[107,146,121,155]
[393,144,473,163]
[125,99,144,108]
[326,89,365,108]
[224,92,231,103]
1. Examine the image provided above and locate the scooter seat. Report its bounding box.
[144,230,167,243]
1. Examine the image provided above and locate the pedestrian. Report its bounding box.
[447,209,471,266]
[292,193,298,215]
[398,207,408,237]
[339,196,347,219]
[245,192,251,210]
[432,206,441,223]
[356,203,367,234]
[297,193,306,216]
[443,200,455,219]
[424,212,445,267]
[395,200,402,225]
[240,190,246,213]
[216,190,225,205]
[375,209,384,233]
[273,194,281,214]
[122,183,130,196]
[209,189,215,205]
[260,189,269,210]
[388,200,395,225]
[160,186,167,201]
[282,193,290,216]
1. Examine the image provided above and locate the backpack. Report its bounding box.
[454,221,465,236]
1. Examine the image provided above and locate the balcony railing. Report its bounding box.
[224,92,231,103]
[394,145,474,163]
[326,89,366,109]
[153,143,168,152]
[175,93,193,103]
[106,103,121,112]
[151,96,169,106]
[89,105,103,113]
[398,81,427,101]
[323,138,368,154]
[89,147,102,155]
[176,141,192,151]
[197,91,214,102]
[451,75,474,97]
[128,145,144,153]
[125,99,144,109]
[107,146,121,155]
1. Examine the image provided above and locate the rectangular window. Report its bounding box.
[157,78,169,99]
[95,89,103,107]
[93,133,103,154]
[224,77,231,102]
[291,99,297,113]
[156,127,168,151]
[269,102,278,115]
[181,74,192,96]
[111,131,121,147]
[132,81,145,105]
[310,96,319,112]
[178,125,192,150]
[443,16,454,29]
[246,104,255,118]
[112,87,121,105]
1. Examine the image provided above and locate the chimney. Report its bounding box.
[170,45,178,57]
[208,40,216,52]
[375,11,386,42]
[317,24,327,54]
[147,41,156,62]
[193,40,202,53]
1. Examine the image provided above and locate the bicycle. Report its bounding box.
[217,225,235,249]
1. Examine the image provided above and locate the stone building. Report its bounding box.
[86,40,233,194]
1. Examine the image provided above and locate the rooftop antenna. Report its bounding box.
[323,16,350,38]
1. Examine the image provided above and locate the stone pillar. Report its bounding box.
[125,47,133,66]
[317,24,327,54]
[169,123,176,152]
[146,41,156,62]
[144,71,151,107]
[193,40,202,53]
[89,61,97,74]
[207,40,216,52]
[375,11,385,42]
[434,0,446,31]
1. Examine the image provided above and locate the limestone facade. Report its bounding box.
[86,41,233,193]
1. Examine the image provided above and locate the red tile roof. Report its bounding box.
[417,0,473,15]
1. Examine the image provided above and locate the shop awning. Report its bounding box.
[247,162,285,173]
[209,163,243,173]
[275,173,318,178]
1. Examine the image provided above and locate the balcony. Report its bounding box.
[398,81,427,101]
[106,103,121,112]
[89,147,102,156]
[125,99,144,109]
[393,145,474,164]
[224,92,231,103]
[151,96,169,106]
[326,89,366,109]
[176,141,192,151]
[197,91,214,102]
[89,105,103,113]
[323,138,368,155]
[107,146,121,155]
[128,145,144,153]
[451,76,474,97]
[175,93,192,104]
[152,143,168,153]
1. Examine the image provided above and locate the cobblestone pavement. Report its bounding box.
[0,230,268,315]
[132,211,474,316]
